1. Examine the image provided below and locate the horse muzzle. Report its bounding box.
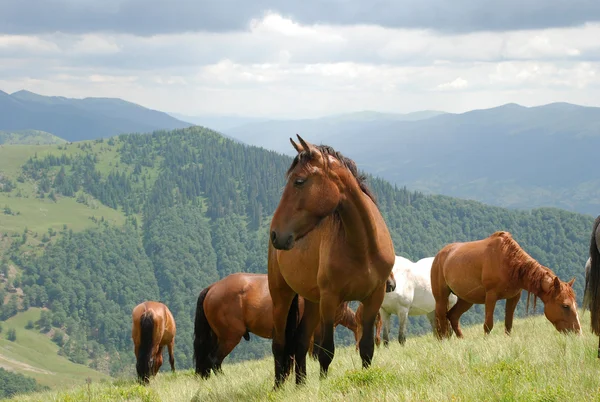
[270,230,294,250]
[386,277,396,293]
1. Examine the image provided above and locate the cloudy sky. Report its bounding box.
[1,0,600,118]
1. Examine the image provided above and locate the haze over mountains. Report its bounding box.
[1,89,598,215]
[223,103,600,215]
[0,89,192,142]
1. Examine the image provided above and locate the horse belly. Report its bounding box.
[409,288,436,315]
[445,277,487,304]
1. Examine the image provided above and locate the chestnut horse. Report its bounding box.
[131,301,176,383]
[583,215,600,357]
[268,135,396,388]
[431,231,581,339]
[193,272,359,378]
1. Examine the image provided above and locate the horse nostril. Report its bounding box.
[271,231,277,243]
[285,234,293,249]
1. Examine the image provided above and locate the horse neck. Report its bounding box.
[513,258,553,301]
[335,169,386,257]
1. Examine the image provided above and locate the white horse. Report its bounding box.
[379,255,458,345]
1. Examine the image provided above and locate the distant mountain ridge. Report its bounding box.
[0,90,193,141]
[224,102,600,215]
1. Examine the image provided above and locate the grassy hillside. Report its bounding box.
[0,130,66,146]
[12,313,600,401]
[0,143,126,235]
[224,102,600,215]
[0,126,595,394]
[0,308,109,389]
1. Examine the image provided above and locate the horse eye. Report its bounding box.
[294,178,306,187]
[562,304,570,309]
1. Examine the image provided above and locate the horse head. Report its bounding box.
[541,276,581,334]
[270,135,342,250]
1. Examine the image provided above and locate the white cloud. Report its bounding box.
[70,34,121,55]
[1,13,600,117]
[436,77,469,91]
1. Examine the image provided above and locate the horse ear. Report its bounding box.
[553,276,561,290]
[296,134,317,157]
[290,137,302,154]
[568,277,575,287]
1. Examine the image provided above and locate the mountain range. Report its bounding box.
[0,90,192,142]
[223,103,600,215]
[1,89,598,215]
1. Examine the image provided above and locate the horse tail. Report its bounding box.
[136,310,155,383]
[586,216,600,335]
[193,285,217,378]
[584,257,592,312]
[430,246,453,338]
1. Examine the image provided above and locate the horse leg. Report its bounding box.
[396,306,409,345]
[447,298,473,338]
[379,309,391,347]
[269,281,298,389]
[318,293,341,378]
[167,339,175,372]
[504,291,521,335]
[294,300,321,385]
[214,337,242,374]
[154,346,164,376]
[358,284,386,369]
[375,311,382,348]
[484,291,498,335]
[354,304,363,352]
[310,323,322,360]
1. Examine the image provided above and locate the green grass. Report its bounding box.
[0,192,125,235]
[0,142,127,236]
[0,308,109,389]
[13,313,600,401]
[0,130,67,146]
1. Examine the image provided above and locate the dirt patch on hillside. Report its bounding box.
[0,353,54,375]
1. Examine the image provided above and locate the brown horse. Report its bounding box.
[131,301,176,383]
[308,302,359,359]
[193,272,360,378]
[583,215,600,357]
[431,231,581,339]
[268,135,396,388]
[355,303,382,351]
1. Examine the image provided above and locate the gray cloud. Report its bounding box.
[2,0,600,36]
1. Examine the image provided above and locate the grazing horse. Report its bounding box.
[431,231,581,339]
[584,215,600,357]
[268,135,396,388]
[193,272,360,378]
[378,256,458,346]
[131,301,176,383]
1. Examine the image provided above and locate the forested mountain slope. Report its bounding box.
[0,127,594,384]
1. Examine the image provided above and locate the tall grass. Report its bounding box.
[14,313,600,401]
